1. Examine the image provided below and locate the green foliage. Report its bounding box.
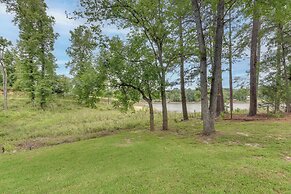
[67,26,105,108]
[167,88,181,102]
[2,0,58,107]
[73,68,105,108]
[0,37,11,49]
[1,50,17,87]
[66,26,98,76]
[100,34,160,110]
[52,75,72,96]
[233,88,248,102]
[0,37,15,87]
[166,88,201,102]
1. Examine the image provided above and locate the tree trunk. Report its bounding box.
[0,61,8,110]
[158,44,168,130]
[191,0,213,135]
[209,0,225,130]
[40,21,46,110]
[249,1,260,116]
[179,16,188,121]
[278,24,291,112]
[40,61,45,110]
[275,44,281,113]
[256,20,261,89]
[216,76,224,117]
[29,59,35,104]
[228,11,233,119]
[148,99,155,131]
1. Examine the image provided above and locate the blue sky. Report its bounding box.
[0,0,249,88]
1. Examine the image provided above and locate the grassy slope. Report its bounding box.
[0,129,290,193]
[0,94,150,150]
[0,95,290,193]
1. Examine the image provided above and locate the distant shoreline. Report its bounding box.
[135,102,250,113]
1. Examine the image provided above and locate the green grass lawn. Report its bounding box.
[0,95,290,193]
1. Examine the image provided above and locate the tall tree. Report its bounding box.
[77,0,179,130]
[66,26,105,107]
[249,0,260,116]
[100,35,160,131]
[259,0,291,113]
[0,37,12,110]
[209,0,225,128]
[191,0,225,135]
[228,11,234,119]
[172,0,195,121]
[2,0,57,108]
[178,15,189,121]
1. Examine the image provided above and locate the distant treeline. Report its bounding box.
[166,88,249,102]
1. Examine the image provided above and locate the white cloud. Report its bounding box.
[101,22,130,39]
[0,3,13,16]
[47,9,80,29]
[0,3,6,14]
[56,59,69,65]
[102,25,130,36]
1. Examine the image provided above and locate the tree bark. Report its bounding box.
[147,99,155,131]
[228,11,233,119]
[29,59,35,104]
[249,1,260,116]
[275,44,281,113]
[216,75,224,116]
[40,55,46,110]
[158,44,168,130]
[179,16,188,121]
[256,21,261,90]
[0,61,7,110]
[209,0,225,129]
[191,0,212,135]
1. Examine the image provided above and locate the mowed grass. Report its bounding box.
[0,129,290,193]
[0,94,290,193]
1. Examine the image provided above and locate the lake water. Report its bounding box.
[146,102,249,113]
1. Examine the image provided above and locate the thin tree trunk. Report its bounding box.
[278,24,291,112]
[209,0,225,129]
[147,99,155,131]
[275,44,281,113]
[29,59,35,104]
[216,76,224,116]
[40,20,46,110]
[40,60,45,110]
[249,1,260,116]
[0,61,7,110]
[191,0,212,135]
[256,20,261,89]
[179,16,188,121]
[158,44,168,130]
[228,11,233,119]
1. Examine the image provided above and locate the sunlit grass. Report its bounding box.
[0,94,290,193]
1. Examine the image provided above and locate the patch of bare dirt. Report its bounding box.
[284,156,291,162]
[244,143,261,148]
[196,131,224,144]
[236,132,249,137]
[115,138,133,147]
[16,129,119,151]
